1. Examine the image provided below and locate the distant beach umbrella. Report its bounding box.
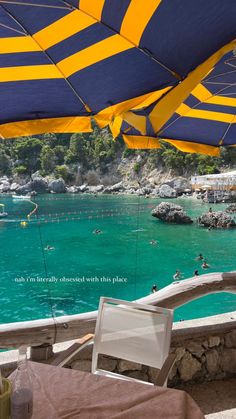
[0,1,234,155]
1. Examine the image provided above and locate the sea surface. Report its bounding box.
[0,193,236,324]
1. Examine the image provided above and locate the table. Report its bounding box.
[10,361,204,419]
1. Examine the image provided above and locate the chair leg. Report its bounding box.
[155,354,177,387]
[51,334,94,367]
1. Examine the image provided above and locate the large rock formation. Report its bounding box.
[48,178,66,193]
[198,211,236,228]
[89,185,104,193]
[15,176,48,194]
[103,182,125,194]
[10,182,19,191]
[29,176,48,193]
[0,179,10,192]
[152,202,193,224]
[78,184,89,192]
[67,186,78,193]
[165,177,191,194]
[158,184,177,198]
[16,183,32,194]
[226,204,236,213]
[109,182,125,192]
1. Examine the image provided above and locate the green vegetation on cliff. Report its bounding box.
[0,127,236,180]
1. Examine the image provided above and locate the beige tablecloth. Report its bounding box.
[10,361,204,419]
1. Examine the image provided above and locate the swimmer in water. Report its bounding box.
[194,269,199,276]
[151,284,158,293]
[202,260,210,269]
[45,245,54,251]
[173,270,181,280]
[149,240,158,246]
[93,229,102,235]
[196,253,204,261]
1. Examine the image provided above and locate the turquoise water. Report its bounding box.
[0,194,236,324]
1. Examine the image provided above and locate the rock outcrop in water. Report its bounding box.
[198,211,236,228]
[152,202,193,224]
[226,204,236,213]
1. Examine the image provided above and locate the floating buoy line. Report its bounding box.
[20,199,38,227]
[1,188,146,314]
[1,203,155,229]
[22,206,150,225]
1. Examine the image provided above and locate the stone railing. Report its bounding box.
[0,272,236,385]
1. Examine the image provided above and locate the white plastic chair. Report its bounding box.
[91,297,175,386]
[52,297,176,386]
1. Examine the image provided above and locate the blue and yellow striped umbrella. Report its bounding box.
[121,51,236,155]
[0,0,235,154]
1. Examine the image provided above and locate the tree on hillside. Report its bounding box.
[54,164,71,182]
[221,147,236,166]
[40,133,58,148]
[161,147,185,175]
[65,133,90,167]
[54,145,66,165]
[92,127,121,171]
[13,137,42,173]
[196,154,220,175]
[0,145,11,175]
[40,145,56,174]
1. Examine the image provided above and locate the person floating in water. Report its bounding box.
[93,229,102,235]
[45,245,54,251]
[196,253,204,261]
[194,269,199,276]
[151,284,158,293]
[149,240,158,246]
[209,207,213,213]
[173,270,181,280]
[202,260,210,269]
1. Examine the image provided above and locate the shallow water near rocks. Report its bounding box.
[0,193,235,324]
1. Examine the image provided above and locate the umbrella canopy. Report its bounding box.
[0,0,235,148]
[120,50,236,155]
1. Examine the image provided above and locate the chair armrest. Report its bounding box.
[51,334,94,367]
[156,353,177,387]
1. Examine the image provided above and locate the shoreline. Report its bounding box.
[1,173,236,203]
[0,173,193,198]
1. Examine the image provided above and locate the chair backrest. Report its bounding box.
[92,297,173,373]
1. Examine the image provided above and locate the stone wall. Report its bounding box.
[65,311,236,387]
[169,329,236,386]
[1,312,236,387]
